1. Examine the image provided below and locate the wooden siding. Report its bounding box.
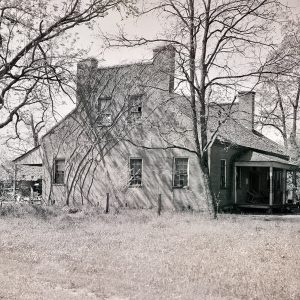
[209,142,242,206]
[41,52,209,210]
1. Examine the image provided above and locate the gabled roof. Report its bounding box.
[236,151,293,165]
[210,118,287,158]
[13,145,42,164]
[235,150,298,169]
[40,108,77,141]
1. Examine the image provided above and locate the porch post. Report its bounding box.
[234,165,237,204]
[269,166,273,206]
[282,169,287,204]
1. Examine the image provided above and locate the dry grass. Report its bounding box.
[0,205,299,300]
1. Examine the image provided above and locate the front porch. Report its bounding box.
[233,151,298,211]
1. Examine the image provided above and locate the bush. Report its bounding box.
[0,203,59,219]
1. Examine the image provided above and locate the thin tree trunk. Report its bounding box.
[188,0,216,217]
[275,84,288,149]
[30,114,39,147]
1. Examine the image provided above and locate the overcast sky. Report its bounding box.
[74,0,300,67]
[2,0,300,158]
[49,0,300,140]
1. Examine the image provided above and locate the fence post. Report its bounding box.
[13,164,17,201]
[105,193,109,214]
[158,194,162,216]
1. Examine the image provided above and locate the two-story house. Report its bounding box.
[14,45,298,211]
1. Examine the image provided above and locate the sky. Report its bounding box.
[1,0,300,159]
[71,0,300,146]
[80,0,300,66]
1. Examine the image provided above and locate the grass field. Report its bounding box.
[0,205,299,300]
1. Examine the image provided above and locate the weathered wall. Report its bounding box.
[41,46,209,211]
[42,118,207,211]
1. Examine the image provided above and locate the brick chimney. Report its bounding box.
[238,91,255,130]
[76,58,98,105]
[153,44,176,93]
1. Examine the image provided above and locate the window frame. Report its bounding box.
[129,157,143,187]
[97,96,112,126]
[53,159,65,185]
[128,94,143,123]
[173,157,189,189]
[220,159,227,189]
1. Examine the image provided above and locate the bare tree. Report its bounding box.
[106,0,284,217]
[0,0,134,135]
[258,18,300,157]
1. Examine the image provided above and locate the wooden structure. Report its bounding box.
[233,151,298,210]
[12,146,43,203]
[16,45,298,212]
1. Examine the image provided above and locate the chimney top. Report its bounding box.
[152,44,176,93]
[238,91,255,130]
[153,44,176,53]
[78,57,98,68]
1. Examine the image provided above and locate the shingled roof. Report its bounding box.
[209,118,287,158]
[236,151,295,166]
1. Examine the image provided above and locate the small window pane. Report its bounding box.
[129,158,142,186]
[173,158,188,188]
[128,95,142,122]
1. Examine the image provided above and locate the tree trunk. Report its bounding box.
[188,0,216,217]
[30,114,39,147]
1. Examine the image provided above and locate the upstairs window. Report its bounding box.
[128,94,142,122]
[220,159,226,188]
[54,159,65,184]
[129,158,142,186]
[98,97,112,126]
[173,158,189,188]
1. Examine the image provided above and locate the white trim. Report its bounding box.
[235,161,295,169]
[282,169,287,204]
[269,166,273,206]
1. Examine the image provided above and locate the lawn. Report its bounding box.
[0,206,299,300]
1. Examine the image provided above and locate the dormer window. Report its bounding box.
[98,97,112,126]
[128,94,142,122]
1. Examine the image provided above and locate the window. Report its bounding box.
[236,166,242,189]
[129,158,142,186]
[98,97,112,126]
[128,95,142,122]
[54,159,65,184]
[220,159,226,188]
[173,158,189,188]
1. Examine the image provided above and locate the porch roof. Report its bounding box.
[235,151,298,170]
[209,118,287,158]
